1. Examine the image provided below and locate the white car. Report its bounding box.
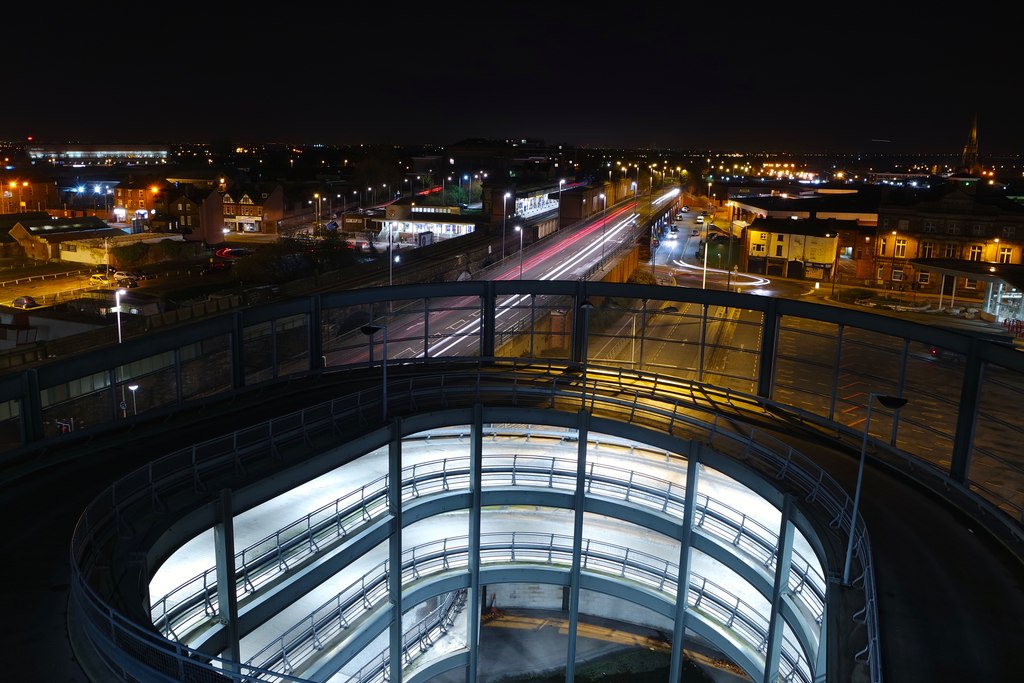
[696,215,704,224]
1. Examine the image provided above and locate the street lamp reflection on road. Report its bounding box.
[842,393,908,585]
[128,384,139,416]
[361,324,388,422]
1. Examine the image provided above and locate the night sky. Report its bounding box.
[6,3,1020,154]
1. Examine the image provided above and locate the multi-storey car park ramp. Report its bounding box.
[1,279,1019,682]
[72,369,854,683]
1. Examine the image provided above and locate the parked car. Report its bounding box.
[11,295,39,309]
[126,269,154,280]
[115,276,139,288]
[89,273,115,286]
[696,215,704,224]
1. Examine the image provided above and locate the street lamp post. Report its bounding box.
[842,393,908,585]
[557,179,565,228]
[702,217,710,291]
[388,224,401,288]
[128,384,139,416]
[502,192,511,260]
[600,193,607,264]
[313,193,321,235]
[115,287,128,418]
[515,225,524,279]
[578,299,594,410]
[360,324,388,422]
[115,288,127,344]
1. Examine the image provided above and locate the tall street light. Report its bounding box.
[702,215,710,291]
[115,287,128,418]
[389,222,395,287]
[600,193,607,264]
[842,393,908,585]
[313,193,321,235]
[115,288,127,344]
[557,179,565,228]
[515,225,524,279]
[578,299,594,410]
[360,323,388,422]
[502,192,511,260]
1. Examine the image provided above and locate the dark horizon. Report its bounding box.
[5,5,1020,156]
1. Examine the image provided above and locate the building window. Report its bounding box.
[892,268,904,281]
[922,220,937,233]
[897,219,909,230]
[895,238,907,258]
[775,244,784,257]
[947,223,960,235]
[969,245,982,261]
[879,237,888,256]
[944,243,957,258]
[971,224,986,236]
[921,241,934,258]
[1002,226,1016,238]
[1000,246,1013,263]
[964,278,977,290]
[918,271,930,285]
[752,243,765,253]
[876,266,885,280]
